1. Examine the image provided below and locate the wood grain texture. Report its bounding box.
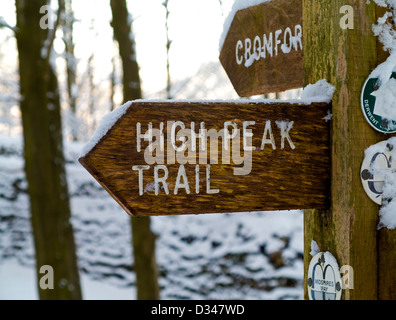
[219,0,303,97]
[80,101,331,217]
[303,0,396,300]
[375,5,396,300]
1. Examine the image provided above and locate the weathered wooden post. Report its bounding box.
[303,0,396,300]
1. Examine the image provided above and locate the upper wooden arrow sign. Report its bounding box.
[79,101,330,217]
[219,0,304,97]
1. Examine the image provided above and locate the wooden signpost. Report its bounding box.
[79,0,396,300]
[79,101,330,217]
[219,0,304,97]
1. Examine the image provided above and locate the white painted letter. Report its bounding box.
[253,36,261,61]
[274,29,282,56]
[262,32,273,58]
[260,120,276,150]
[276,121,296,150]
[236,40,243,65]
[136,122,153,152]
[191,122,206,152]
[244,38,252,64]
[195,165,200,194]
[154,165,169,195]
[132,165,150,196]
[171,121,187,152]
[294,25,303,50]
[281,27,292,54]
[206,165,219,194]
[174,165,190,195]
[224,121,238,151]
[243,121,255,151]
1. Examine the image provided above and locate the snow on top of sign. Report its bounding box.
[310,240,320,257]
[80,85,333,159]
[219,0,271,52]
[367,0,396,120]
[309,241,340,270]
[80,101,132,158]
[301,79,335,103]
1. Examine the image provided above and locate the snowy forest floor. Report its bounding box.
[0,133,304,300]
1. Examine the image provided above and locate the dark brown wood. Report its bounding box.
[375,4,396,301]
[80,101,330,217]
[219,0,303,97]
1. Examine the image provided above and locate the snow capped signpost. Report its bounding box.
[79,100,331,216]
[219,0,303,96]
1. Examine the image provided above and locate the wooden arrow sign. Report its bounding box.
[219,0,304,97]
[79,101,330,217]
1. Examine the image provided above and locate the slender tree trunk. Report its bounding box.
[163,0,172,99]
[110,41,119,111]
[87,53,95,117]
[60,0,78,140]
[110,0,160,300]
[15,0,82,300]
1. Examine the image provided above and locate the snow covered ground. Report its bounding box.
[0,133,304,300]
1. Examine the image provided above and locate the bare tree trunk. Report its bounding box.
[59,0,78,140]
[163,0,172,99]
[110,0,160,300]
[15,0,82,300]
[110,41,119,111]
[87,53,95,117]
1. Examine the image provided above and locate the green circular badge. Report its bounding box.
[361,72,396,133]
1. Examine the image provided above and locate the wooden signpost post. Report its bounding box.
[79,101,330,217]
[302,0,396,300]
[219,0,303,97]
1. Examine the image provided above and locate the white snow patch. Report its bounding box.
[367,0,396,122]
[301,79,335,104]
[131,95,332,106]
[370,78,396,122]
[219,0,271,52]
[310,240,320,257]
[80,101,132,158]
[323,110,333,122]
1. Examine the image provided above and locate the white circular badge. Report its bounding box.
[360,140,396,205]
[361,72,396,134]
[307,252,342,300]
